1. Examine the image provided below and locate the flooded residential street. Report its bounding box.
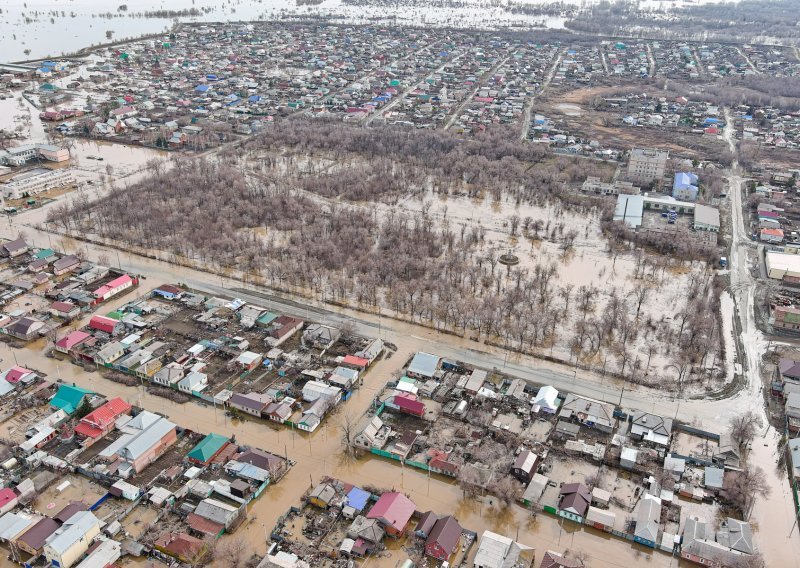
[0,4,797,567]
[0,336,683,568]
[0,111,794,568]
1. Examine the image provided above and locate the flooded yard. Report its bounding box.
[34,474,106,515]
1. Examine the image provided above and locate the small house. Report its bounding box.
[187,433,230,465]
[366,492,416,537]
[511,450,539,483]
[558,483,590,519]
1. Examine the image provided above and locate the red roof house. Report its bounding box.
[74,397,131,439]
[342,355,369,370]
[94,274,134,301]
[55,330,91,354]
[186,513,224,538]
[4,366,35,384]
[425,515,462,561]
[89,315,121,335]
[393,393,425,417]
[49,301,79,319]
[0,488,19,514]
[367,492,416,537]
[154,532,206,563]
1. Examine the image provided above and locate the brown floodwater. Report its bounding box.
[0,331,690,568]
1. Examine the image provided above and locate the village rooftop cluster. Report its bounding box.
[51,283,384,434]
[344,351,758,567]
[0,237,139,344]
[0,371,289,567]
[0,23,796,154]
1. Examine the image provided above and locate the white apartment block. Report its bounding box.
[2,168,75,199]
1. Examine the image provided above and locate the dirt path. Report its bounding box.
[365,46,462,126]
[691,46,705,77]
[735,47,759,74]
[444,55,511,130]
[519,46,564,141]
[646,42,656,76]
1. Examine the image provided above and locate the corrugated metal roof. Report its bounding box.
[188,433,230,463]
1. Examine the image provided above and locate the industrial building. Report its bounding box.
[765,250,800,282]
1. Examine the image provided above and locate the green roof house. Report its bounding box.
[187,433,230,465]
[50,384,92,414]
[33,249,56,260]
[256,312,278,327]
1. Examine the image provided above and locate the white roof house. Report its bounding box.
[75,538,121,568]
[789,438,800,478]
[407,352,440,378]
[302,380,341,403]
[235,351,262,367]
[473,531,532,568]
[522,473,548,504]
[694,204,720,231]
[0,511,36,541]
[99,411,176,466]
[586,506,616,528]
[178,370,208,393]
[19,426,55,454]
[634,495,661,543]
[44,511,101,568]
[614,194,644,228]
[532,385,559,412]
[465,369,488,393]
[257,551,310,568]
[195,498,239,528]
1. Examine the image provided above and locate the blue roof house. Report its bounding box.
[346,487,371,513]
[673,172,699,201]
[343,486,371,518]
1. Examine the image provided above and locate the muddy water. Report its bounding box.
[0,331,682,567]
[746,425,800,567]
[0,301,715,568]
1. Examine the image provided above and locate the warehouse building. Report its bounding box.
[766,251,800,283]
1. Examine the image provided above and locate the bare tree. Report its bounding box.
[728,411,763,450]
[458,466,482,497]
[631,283,650,318]
[722,465,771,519]
[488,475,520,507]
[216,537,248,568]
[339,413,359,458]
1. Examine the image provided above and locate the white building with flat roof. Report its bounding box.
[614,194,644,228]
[694,204,720,232]
[766,250,800,281]
[2,168,74,199]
